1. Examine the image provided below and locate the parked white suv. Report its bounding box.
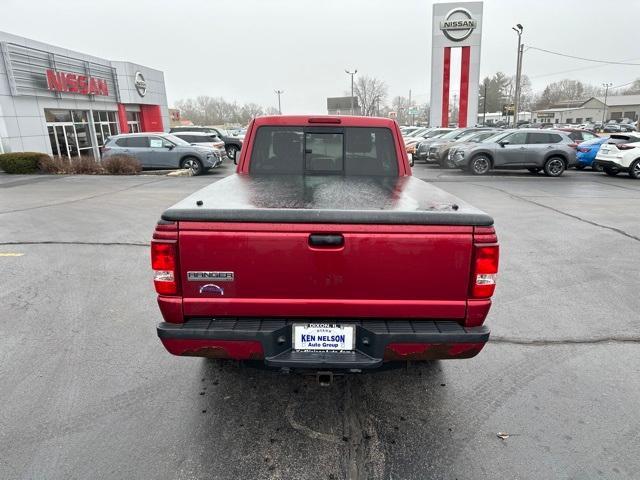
[594,137,640,179]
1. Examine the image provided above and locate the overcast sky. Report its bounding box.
[2,0,640,113]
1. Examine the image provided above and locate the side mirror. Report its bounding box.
[167,144,175,150]
[499,141,509,147]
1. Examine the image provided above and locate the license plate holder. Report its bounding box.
[293,323,355,352]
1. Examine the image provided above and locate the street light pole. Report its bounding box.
[345,69,357,115]
[482,82,487,126]
[601,82,612,127]
[512,24,523,128]
[274,90,284,115]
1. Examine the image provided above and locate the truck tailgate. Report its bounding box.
[179,222,473,319]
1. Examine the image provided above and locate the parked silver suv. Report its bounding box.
[102,133,222,175]
[450,129,578,176]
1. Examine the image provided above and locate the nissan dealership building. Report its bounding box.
[0,30,169,159]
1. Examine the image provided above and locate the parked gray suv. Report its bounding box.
[451,129,578,176]
[102,133,222,175]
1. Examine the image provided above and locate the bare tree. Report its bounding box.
[175,96,275,125]
[240,103,264,123]
[391,96,411,124]
[353,76,388,116]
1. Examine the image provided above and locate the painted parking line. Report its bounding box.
[0,253,24,257]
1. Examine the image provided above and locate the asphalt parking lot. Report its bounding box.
[1,161,639,479]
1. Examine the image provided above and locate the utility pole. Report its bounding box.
[409,89,413,125]
[601,82,612,127]
[274,90,284,115]
[482,82,487,126]
[453,93,458,126]
[512,24,523,128]
[345,69,357,115]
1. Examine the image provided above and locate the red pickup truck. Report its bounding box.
[152,115,498,375]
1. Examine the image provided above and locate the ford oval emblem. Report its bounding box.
[199,284,224,295]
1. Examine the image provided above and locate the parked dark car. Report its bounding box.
[450,129,577,176]
[170,126,243,163]
[603,123,621,133]
[102,133,221,175]
[553,128,599,143]
[412,128,454,164]
[427,128,499,167]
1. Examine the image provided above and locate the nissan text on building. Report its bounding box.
[0,30,169,158]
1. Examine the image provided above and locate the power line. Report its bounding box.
[526,46,640,66]
[528,60,637,80]
[611,79,637,89]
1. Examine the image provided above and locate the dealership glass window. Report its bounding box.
[127,111,141,133]
[93,110,119,147]
[45,109,93,158]
[623,111,637,120]
[45,109,72,123]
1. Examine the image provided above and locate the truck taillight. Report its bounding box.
[617,144,635,150]
[470,244,499,298]
[151,240,180,295]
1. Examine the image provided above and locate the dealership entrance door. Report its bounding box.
[45,109,94,158]
[47,123,79,157]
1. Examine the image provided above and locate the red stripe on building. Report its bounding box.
[459,46,471,128]
[441,47,451,128]
[117,104,129,134]
[140,105,164,132]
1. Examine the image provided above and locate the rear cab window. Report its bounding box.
[249,126,398,176]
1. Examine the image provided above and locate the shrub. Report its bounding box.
[0,152,50,174]
[102,155,142,175]
[38,155,70,174]
[70,156,103,174]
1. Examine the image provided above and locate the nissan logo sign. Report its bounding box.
[440,7,476,42]
[134,71,147,97]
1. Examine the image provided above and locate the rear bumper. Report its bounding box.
[157,318,489,370]
[593,159,627,171]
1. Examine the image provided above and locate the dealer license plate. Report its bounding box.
[293,324,355,351]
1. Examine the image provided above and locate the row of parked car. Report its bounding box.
[100,126,246,176]
[400,125,640,178]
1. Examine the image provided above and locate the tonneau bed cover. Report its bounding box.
[161,174,494,226]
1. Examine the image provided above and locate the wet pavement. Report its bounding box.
[1,162,639,479]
